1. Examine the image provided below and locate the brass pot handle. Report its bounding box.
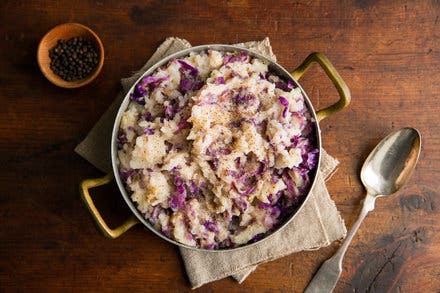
[291,52,351,122]
[80,173,139,239]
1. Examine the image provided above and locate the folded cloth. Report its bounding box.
[75,37,346,289]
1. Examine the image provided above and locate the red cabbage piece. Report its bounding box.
[204,221,220,233]
[143,128,155,135]
[242,185,256,196]
[275,80,295,92]
[224,52,248,64]
[250,233,265,243]
[169,185,186,211]
[268,190,283,205]
[291,135,300,147]
[169,175,187,211]
[162,225,171,238]
[232,175,256,195]
[178,59,198,76]
[119,168,136,182]
[234,92,255,104]
[150,206,162,224]
[140,76,168,88]
[117,130,127,148]
[301,148,319,170]
[216,76,225,84]
[279,96,289,118]
[131,76,167,106]
[174,118,190,134]
[177,184,186,196]
[263,205,282,228]
[174,175,184,187]
[233,197,248,212]
[179,78,192,93]
[180,77,204,94]
[271,205,281,218]
[187,180,200,197]
[135,83,148,97]
[282,170,296,197]
[208,159,219,171]
[177,59,204,94]
[185,232,194,241]
[164,105,175,119]
[130,92,146,105]
[226,170,240,178]
[258,201,271,209]
[218,148,232,155]
[275,82,289,92]
[141,111,153,122]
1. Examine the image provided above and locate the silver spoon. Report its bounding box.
[304,127,421,293]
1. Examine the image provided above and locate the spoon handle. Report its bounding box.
[304,193,376,293]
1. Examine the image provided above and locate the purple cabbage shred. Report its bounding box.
[130,92,146,105]
[180,77,204,94]
[258,201,271,209]
[302,148,319,170]
[250,233,265,243]
[216,76,225,84]
[174,118,189,134]
[224,52,248,64]
[178,60,199,76]
[150,206,161,223]
[119,168,136,182]
[279,96,289,107]
[174,175,184,187]
[164,104,175,119]
[141,111,153,122]
[282,170,296,197]
[188,180,200,196]
[135,83,148,97]
[279,96,289,118]
[117,130,127,148]
[140,76,167,88]
[233,197,248,212]
[169,186,186,211]
[204,221,220,233]
[275,80,295,92]
[162,226,171,238]
[130,76,167,105]
[204,242,216,249]
[143,128,155,135]
[242,185,256,196]
[234,93,255,104]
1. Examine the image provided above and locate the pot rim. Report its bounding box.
[111,44,322,253]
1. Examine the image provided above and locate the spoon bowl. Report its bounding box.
[360,127,421,196]
[305,127,421,293]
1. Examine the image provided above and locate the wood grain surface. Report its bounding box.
[1,1,439,292]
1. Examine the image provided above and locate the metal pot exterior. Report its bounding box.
[81,45,351,252]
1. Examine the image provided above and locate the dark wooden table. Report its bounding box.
[1,1,439,292]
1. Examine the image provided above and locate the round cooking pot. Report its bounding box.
[80,45,350,252]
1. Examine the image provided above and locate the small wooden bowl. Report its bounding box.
[37,23,104,88]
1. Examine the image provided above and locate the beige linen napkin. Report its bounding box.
[75,37,346,289]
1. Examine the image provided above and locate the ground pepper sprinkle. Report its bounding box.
[49,37,99,81]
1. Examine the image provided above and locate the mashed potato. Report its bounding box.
[117,50,318,249]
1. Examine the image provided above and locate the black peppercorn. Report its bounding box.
[49,37,100,81]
